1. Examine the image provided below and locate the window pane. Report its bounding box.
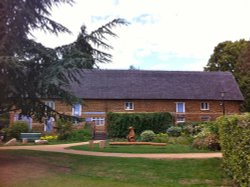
[45,101,55,110]
[125,102,134,110]
[201,102,209,110]
[177,103,184,113]
[72,103,81,116]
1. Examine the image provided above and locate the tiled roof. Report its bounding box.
[70,69,244,101]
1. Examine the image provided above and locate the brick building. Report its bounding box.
[44,69,243,129]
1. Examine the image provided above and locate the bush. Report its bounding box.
[68,129,91,141]
[218,113,250,187]
[167,126,182,137]
[107,112,173,138]
[55,119,74,140]
[168,136,193,145]
[0,113,9,129]
[140,130,156,142]
[153,133,168,143]
[192,134,220,151]
[8,121,29,140]
[40,135,58,140]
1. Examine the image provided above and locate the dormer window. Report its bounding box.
[124,102,134,110]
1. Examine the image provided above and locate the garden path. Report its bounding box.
[0,141,222,159]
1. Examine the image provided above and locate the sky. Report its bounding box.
[32,0,250,71]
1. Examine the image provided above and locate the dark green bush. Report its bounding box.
[107,112,173,138]
[8,121,29,140]
[140,130,156,142]
[68,129,91,141]
[218,113,250,187]
[0,113,9,129]
[167,126,182,137]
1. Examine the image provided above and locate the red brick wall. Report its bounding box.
[76,99,241,122]
[14,99,241,131]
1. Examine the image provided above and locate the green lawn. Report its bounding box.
[69,143,214,153]
[0,150,231,187]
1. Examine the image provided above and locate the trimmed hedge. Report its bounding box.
[217,113,250,187]
[107,112,173,138]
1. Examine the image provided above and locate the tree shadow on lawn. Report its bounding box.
[0,150,232,187]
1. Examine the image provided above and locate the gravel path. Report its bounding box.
[0,141,222,159]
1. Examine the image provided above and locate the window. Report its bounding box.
[44,101,55,110]
[72,103,82,117]
[176,115,185,123]
[200,116,211,122]
[124,102,134,110]
[92,117,105,126]
[200,102,209,110]
[176,102,185,113]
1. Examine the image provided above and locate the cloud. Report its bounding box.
[31,0,250,71]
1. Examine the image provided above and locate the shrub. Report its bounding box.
[8,121,29,139]
[192,134,220,151]
[40,135,58,140]
[55,119,73,140]
[68,129,91,141]
[168,136,193,145]
[218,114,250,187]
[0,113,9,129]
[107,112,173,138]
[153,133,168,143]
[167,126,182,137]
[140,130,156,142]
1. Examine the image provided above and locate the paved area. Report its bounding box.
[0,141,222,159]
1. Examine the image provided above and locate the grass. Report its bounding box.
[0,150,231,187]
[69,143,214,153]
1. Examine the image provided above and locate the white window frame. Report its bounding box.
[200,102,209,110]
[92,117,105,126]
[72,103,82,117]
[176,102,185,113]
[124,102,134,110]
[44,101,55,110]
[176,116,185,123]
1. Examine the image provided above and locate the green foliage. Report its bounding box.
[153,133,169,143]
[55,119,73,140]
[107,112,173,138]
[0,113,9,129]
[8,121,29,140]
[204,39,250,112]
[167,126,182,137]
[237,43,250,111]
[168,136,193,145]
[0,0,127,120]
[192,134,220,151]
[218,113,250,186]
[204,40,248,73]
[55,119,91,141]
[140,130,156,142]
[67,129,91,141]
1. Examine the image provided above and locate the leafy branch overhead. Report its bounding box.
[0,0,128,120]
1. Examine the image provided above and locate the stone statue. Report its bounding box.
[127,127,136,142]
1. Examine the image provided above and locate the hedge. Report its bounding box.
[217,113,250,187]
[107,112,173,138]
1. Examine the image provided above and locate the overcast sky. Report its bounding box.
[32,0,250,71]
